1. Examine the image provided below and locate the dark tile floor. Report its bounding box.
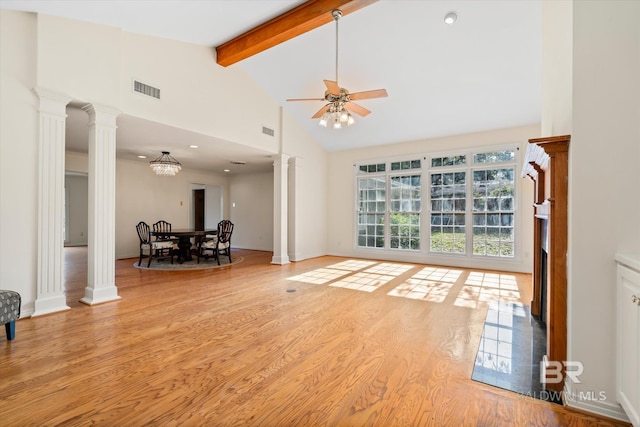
[471,301,562,404]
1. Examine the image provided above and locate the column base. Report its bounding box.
[271,255,290,265]
[80,285,121,306]
[32,295,70,317]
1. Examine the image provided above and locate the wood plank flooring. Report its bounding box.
[1,249,628,426]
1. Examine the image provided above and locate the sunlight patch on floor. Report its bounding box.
[388,267,462,302]
[329,262,415,292]
[454,272,521,308]
[475,302,527,375]
[286,268,353,285]
[363,262,415,276]
[287,260,380,285]
[329,272,397,292]
[325,260,378,271]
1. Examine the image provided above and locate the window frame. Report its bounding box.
[353,145,521,262]
[355,156,424,252]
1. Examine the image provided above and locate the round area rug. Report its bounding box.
[134,256,243,271]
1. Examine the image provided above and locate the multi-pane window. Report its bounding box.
[391,160,421,171]
[428,148,516,258]
[356,148,516,259]
[430,171,466,254]
[473,150,515,164]
[357,159,422,251]
[357,177,386,248]
[359,163,386,173]
[389,175,421,249]
[472,168,515,257]
[431,155,466,167]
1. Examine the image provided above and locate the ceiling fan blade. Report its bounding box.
[323,80,341,96]
[349,89,389,100]
[345,102,371,117]
[312,104,330,119]
[286,98,325,102]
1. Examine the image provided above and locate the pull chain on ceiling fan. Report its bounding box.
[286,9,388,129]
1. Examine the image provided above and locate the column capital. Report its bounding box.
[289,156,304,168]
[33,87,72,115]
[272,153,291,167]
[82,103,121,128]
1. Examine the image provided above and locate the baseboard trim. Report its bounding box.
[564,384,630,423]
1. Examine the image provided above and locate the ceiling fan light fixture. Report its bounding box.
[339,110,349,123]
[289,9,387,129]
[444,11,458,25]
[319,110,330,127]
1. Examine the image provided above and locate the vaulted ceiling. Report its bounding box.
[1,0,542,173]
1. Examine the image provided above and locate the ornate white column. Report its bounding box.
[288,156,304,262]
[32,88,72,317]
[80,104,121,305]
[272,153,290,265]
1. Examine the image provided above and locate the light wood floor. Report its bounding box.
[1,249,628,426]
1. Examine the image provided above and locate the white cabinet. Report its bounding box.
[617,254,640,427]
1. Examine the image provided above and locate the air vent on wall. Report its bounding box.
[230,160,246,166]
[133,80,161,99]
[262,126,275,137]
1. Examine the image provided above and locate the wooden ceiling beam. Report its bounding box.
[215,0,378,67]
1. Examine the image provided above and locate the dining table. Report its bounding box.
[152,228,217,263]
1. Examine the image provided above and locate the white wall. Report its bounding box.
[541,1,572,136]
[282,109,328,261]
[203,185,223,230]
[229,172,274,251]
[327,124,539,273]
[119,29,280,153]
[560,1,640,420]
[37,14,121,107]
[0,9,39,309]
[64,174,88,246]
[35,13,282,153]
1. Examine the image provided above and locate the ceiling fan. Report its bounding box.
[286,9,388,129]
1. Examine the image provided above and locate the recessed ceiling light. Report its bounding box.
[223,169,230,172]
[444,11,457,25]
[189,145,198,148]
[137,155,147,159]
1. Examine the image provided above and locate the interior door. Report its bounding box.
[194,189,205,230]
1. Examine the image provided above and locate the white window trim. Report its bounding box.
[353,144,523,265]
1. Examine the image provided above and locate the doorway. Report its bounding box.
[194,189,205,230]
[191,184,223,230]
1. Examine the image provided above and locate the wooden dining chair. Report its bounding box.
[152,220,178,257]
[198,220,234,265]
[136,221,174,267]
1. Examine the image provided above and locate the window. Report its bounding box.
[431,155,466,167]
[390,175,421,249]
[428,148,516,258]
[472,168,515,257]
[357,159,422,251]
[355,148,517,259]
[430,171,466,254]
[391,160,421,171]
[357,177,386,248]
[359,163,386,173]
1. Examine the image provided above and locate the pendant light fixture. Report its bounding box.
[149,151,182,176]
